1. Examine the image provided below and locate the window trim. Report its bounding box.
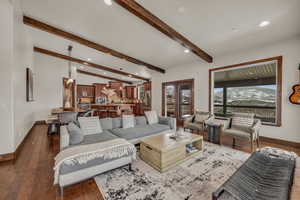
[209,56,282,127]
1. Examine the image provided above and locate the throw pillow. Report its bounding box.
[67,122,84,145]
[122,115,135,129]
[145,111,158,125]
[231,113,254,128]
[78,117,103,135]
[135,116,147,126]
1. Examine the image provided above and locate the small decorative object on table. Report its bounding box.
[170,128,190,140]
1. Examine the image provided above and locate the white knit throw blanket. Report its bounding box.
[53,138,136,185]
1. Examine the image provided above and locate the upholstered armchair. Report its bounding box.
[183,111,213,133]
[222,113,262,152]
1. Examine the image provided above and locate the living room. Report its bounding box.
[1,0,300,200]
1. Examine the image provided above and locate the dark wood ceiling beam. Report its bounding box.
[24,16,165,73]
[113,0,213,63]
[34,47,149,81]
[77,69,132,84]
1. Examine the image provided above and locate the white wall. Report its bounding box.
[0,0,36,154]
[0,0,15,154]
[12,0,36,149]
[33,53,109,121]
[152,36,300,143]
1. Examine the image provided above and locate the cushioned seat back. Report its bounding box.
[194,111,210,123]
[135,116,147,126]
[112,117,122,129]
[100,118,113,130]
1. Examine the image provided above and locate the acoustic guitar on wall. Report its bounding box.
[289,64,300,104]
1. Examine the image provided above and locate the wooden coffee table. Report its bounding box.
[140,132,203,172]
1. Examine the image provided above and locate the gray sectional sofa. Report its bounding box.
[60,116,176,149]
[58,115,176,192]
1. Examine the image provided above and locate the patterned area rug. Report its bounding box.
[95,142,250,200]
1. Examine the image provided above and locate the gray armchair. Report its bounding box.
[183,111,213,134]
[222,113,262,152]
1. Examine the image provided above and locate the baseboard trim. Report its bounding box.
[0,121,41,163]
[0,152,15,162]
[35,120,46,125]
[260,136,300,148]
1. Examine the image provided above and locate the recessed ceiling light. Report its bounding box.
[184,49,190,53]
[104,0,112,6]
[103,72,107,75]
[259,21,270,27]
[87,58,91,61]
[79,66,84,69]
[135,72,138,75]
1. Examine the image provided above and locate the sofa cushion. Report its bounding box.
[110,124,170,141]
[135,116,147,126]
[112,117,122,129]
[67,122,84,145]
[78,117,103,135]
[184,122,203,131]
[122,115,135,129]
[99,118,113,130]
[72,130,118,146]
[223,128,251,139]
[145,111,158,125]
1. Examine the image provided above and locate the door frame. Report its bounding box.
[162,79,194,124]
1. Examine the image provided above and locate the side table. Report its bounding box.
[205,119,230,145]
[206,123,223,144]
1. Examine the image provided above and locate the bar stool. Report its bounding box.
[58,112,77,125]
[94,109,107,118]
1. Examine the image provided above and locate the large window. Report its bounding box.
[209,57,282,126]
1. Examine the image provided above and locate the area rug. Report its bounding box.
[95,142,250,200]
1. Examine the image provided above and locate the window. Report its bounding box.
[209,57,282,126]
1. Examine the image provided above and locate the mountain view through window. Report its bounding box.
[212,61,279,124]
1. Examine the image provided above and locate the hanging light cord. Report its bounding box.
[68,45,73,79]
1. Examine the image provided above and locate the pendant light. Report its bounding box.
[66,45,76,84]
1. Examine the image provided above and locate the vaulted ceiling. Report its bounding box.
[21,0,300,81]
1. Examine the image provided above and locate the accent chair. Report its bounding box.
[183,111,213,134]
[222,113,262,152]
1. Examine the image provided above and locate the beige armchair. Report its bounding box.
[183,111,213,134]
[222,113,262,152]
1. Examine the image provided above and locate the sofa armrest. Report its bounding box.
[60,125,70,150]
[159,116,177,132]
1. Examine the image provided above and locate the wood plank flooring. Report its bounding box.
[0,124,299,200]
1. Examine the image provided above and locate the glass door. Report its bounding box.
[162,79,194,125]
[178,83,193,119]
[165,84,177,118]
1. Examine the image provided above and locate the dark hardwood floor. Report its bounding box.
[0,124,299,200]
[0,125,104,200]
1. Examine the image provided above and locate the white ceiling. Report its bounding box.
[21,0,300,78]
